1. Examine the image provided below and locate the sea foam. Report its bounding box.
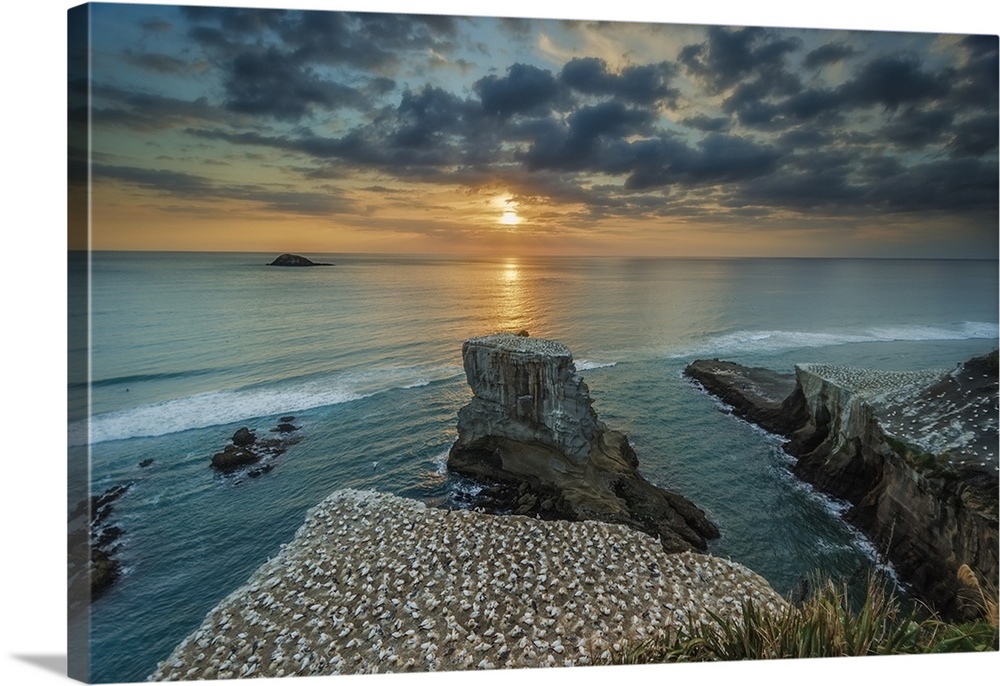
[71,364,463,446]
[669,321,998,358]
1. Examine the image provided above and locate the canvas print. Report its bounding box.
[67,1,999,683]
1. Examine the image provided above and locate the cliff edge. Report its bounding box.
[685,352,998,621]
[448,333,718,552]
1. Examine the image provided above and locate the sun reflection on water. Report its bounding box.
[489,258,536,334]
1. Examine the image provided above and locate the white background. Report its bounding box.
[3,1,998,685]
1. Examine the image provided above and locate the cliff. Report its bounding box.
[685,353,999,621]
[448,333,719,552]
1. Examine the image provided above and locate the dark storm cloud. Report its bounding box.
[140,19,172,33]
[680,26,801,93]
[803,42,857,70]
[392,86,482,148]
[223,47,364,120]
[868,158,999,213]
[121,50,189,75]
[523,101,655,171]
[623,133,782,191]
[878,107,954,149]
[84,82,225,131]
[951,36,999,108]
[92,163,217,196]
[92,163,357,215]
[721,49,976,133]
[186,9,458,69]
[560,57,678,105]
[949,114,1000,157]
[475,63,560,119]
[678,115,730,132]
[840,54,951,110]
[180,6,287,36]
[178,10,468,123]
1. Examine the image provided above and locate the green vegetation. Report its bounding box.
[607,570,997,664]
[884,435,959,481]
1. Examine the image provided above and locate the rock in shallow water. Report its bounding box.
[448,333,718,552]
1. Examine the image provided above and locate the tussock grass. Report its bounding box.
[609,571,998,664]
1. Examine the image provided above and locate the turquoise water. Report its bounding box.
[71,252,998,682]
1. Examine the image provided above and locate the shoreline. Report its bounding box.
[149,489,783,679]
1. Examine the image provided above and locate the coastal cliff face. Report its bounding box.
[456,335,600,463]
[685,354,999,621]
[449,333,719,552]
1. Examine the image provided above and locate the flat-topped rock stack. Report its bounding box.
[448,333,719,553]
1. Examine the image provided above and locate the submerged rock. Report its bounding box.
[267,253,332,267]
[448,333,718,552]
[685,352,999,621]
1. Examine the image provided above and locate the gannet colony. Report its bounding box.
[148,489,782,679]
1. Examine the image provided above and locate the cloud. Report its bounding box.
[680,26,801,93]
[803,42,857,70]
[560,57,678,105]
[223,47,364,120]
[92,163,357,216]
[474,63,561,119]
[86,8,998,241]
[878,107,954,149]
[840,54,951,110]
[523,101,655,171]
[949,113,1000,157]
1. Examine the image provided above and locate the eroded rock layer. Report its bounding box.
[449,333,718,552]
[685,352,999,620]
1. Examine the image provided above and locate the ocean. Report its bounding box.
[69,252,998,683]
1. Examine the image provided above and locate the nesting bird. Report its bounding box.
[148,489,785,679]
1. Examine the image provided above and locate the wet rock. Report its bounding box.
[232,427,256,447]
[211,421,302,474]
[68,482,133,610]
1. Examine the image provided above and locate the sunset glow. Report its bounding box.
[67,2,998,258]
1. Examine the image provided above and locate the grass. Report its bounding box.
[607,569,998,664]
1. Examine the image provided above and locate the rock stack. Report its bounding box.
[448,333,718,552]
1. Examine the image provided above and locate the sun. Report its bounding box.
[500,209,521,226]
[493,194,523,227]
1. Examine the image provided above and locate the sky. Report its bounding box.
[68,1,999,257]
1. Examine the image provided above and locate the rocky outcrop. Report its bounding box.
[210,419,302,473]
[448,333,719,552]
[68,482,133,613]
[685,353,999,621]
[685,359,807,435]
[267,253,332,267]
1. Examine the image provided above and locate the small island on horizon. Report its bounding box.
[267,253,334,267]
